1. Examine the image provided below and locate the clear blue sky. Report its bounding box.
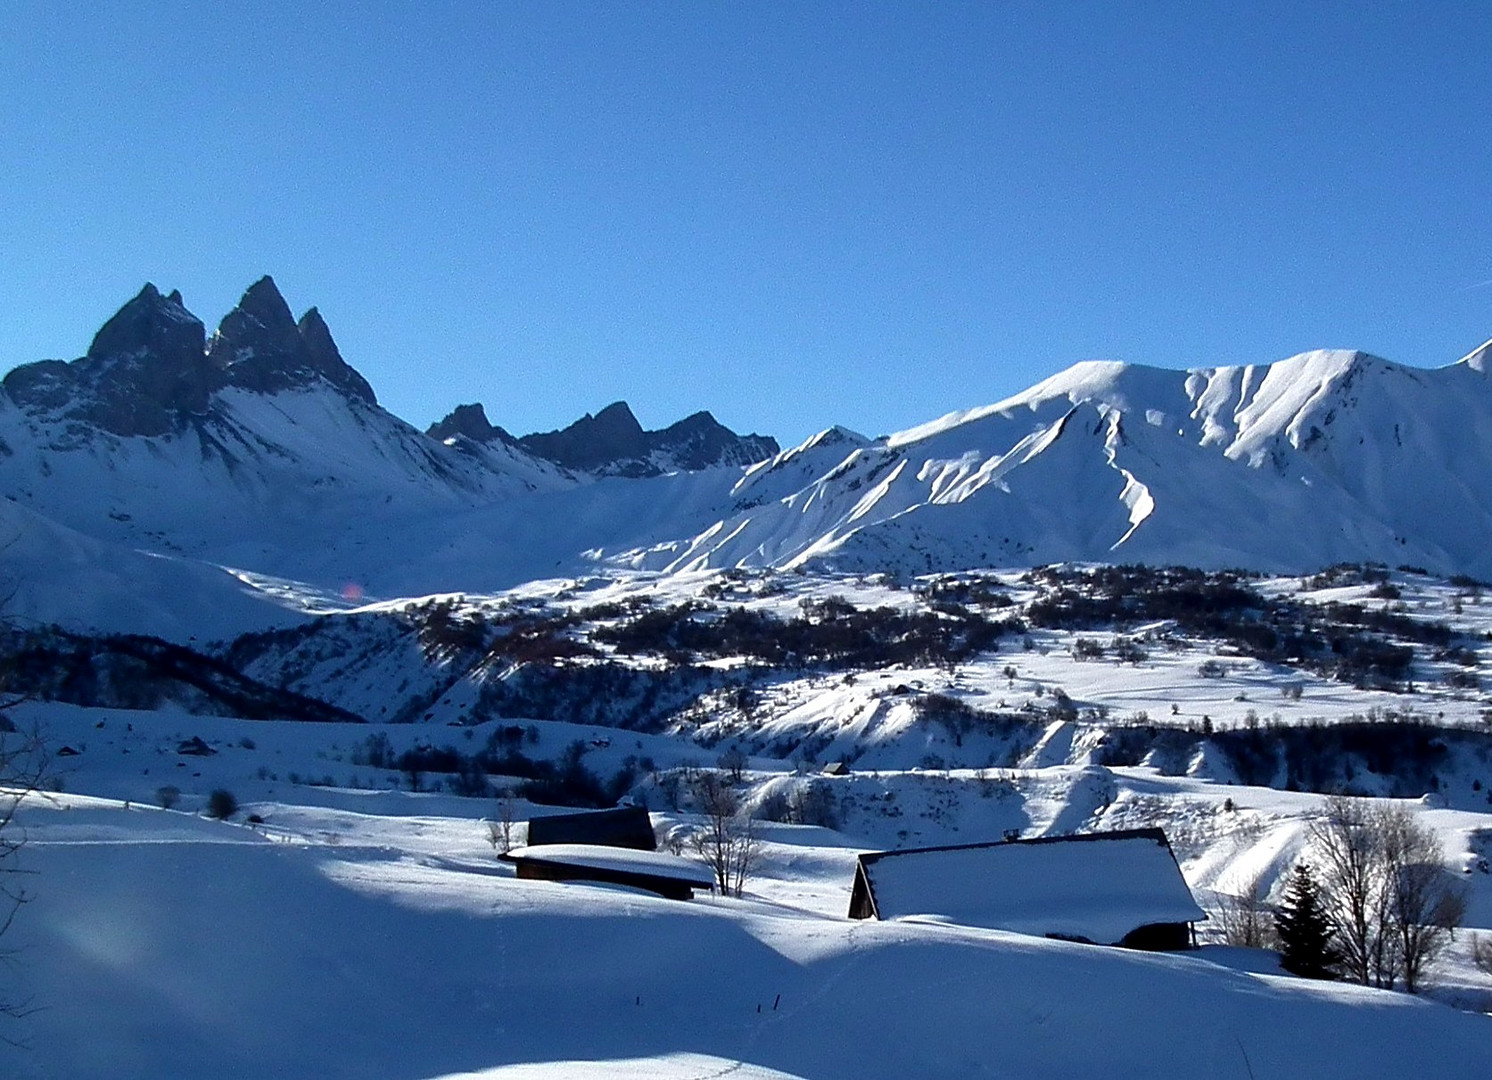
[3,1,1490,445]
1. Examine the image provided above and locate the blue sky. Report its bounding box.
[3,2,1490,444]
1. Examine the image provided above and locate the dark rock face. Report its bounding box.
[297,308,377,405]
[210,277,377,404]
[2,283,215,437]
[1,278,379,438]
[516,401,778,475]
[207,276,303,371]
[652,411,779,470]
[89,283,207,375]
[426,403,512,445]
[519,401,650,472]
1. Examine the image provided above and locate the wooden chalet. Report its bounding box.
[500,844,715,900]
[848,827,1205,950]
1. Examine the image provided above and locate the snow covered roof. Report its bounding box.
[851,828,1206,946]
[502,844,716,887]
[525,806,658,851]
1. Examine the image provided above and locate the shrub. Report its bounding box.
[155,785,181,810]
[206,788,238,819]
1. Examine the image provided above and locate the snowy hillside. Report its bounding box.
[5,698,1491,1080]
[6,555,1492,1076]
[633,346,1492,581]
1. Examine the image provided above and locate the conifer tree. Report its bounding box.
[1275,862,1339,979]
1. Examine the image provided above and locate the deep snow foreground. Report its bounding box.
[4,788,1491,1080]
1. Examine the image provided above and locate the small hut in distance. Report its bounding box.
[848,827,1205,950]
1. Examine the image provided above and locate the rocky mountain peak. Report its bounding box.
[296,306,377,405]
[1,277,384,438]
[427,402,512,444]
[1,282,216,437]
[205,278,374,403]
[86,282,205,368]
[517,401,650,474]
[207,276,304,371]
[516,401,777,476]
[652,410,780,470]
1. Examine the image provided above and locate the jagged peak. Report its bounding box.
[787,426,871,457]
[591,400,645,435]
[238,275,295,326]
[86,282,204,361]
[428,402,510,444]
[296,305,377,405]
[514,400,776,475]
[207,275,302,369]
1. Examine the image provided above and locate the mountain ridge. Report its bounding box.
[3,278,1492,638]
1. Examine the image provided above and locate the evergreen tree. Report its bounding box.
[1275,862,1339,979]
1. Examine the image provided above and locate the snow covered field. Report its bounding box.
[3,687,1491,1079]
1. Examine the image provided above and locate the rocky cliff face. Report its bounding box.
[209,277,377,404]
[0,277,376,437]
[428,399,779,477]
[508,401,778,476]
[426,402,513,445]
[2,283,214,437]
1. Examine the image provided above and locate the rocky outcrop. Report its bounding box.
[297,307,377,404]
[210,277,376,404]
[651,410,780,470]
[426,402,513,445]
[1,278,378,438]
[515,401,778,476]
[519,401,651,473]
[2,283,215,437]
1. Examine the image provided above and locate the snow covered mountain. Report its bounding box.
[0,278,576,555]
[633,345,1492,581]
[3,277,1492,636]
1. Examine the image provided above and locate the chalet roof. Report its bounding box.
[852,827,1205,945]
[501,844,715,888]
[525,806,657,851]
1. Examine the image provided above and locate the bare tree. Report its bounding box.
[496,789,519,853]
[1310,795,1466,993]
[1472,932,1492,976]
[0,548,49,1019]
[687,771,760,898]
[484,791,522,854]
[1212,868,1276,949]
[1311,795,1396,987]
[1377,804,1467,994]
[0,717,47,1020]
[716,746,748,784]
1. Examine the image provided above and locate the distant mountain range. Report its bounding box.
[2,277,1490,637]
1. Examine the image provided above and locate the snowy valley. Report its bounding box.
[2,281,1492,1078]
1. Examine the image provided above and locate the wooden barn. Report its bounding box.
[500,844,715,900]
[848,827,1205,950]
[524,805,657,851]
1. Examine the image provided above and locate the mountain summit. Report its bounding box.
[430,399,779,476]
[209,277,377,404]
[3,283,213,436]
[2,277,376,437]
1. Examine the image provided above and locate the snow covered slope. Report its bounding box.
[7,773,1492,1080]
[634,347,1492,580]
